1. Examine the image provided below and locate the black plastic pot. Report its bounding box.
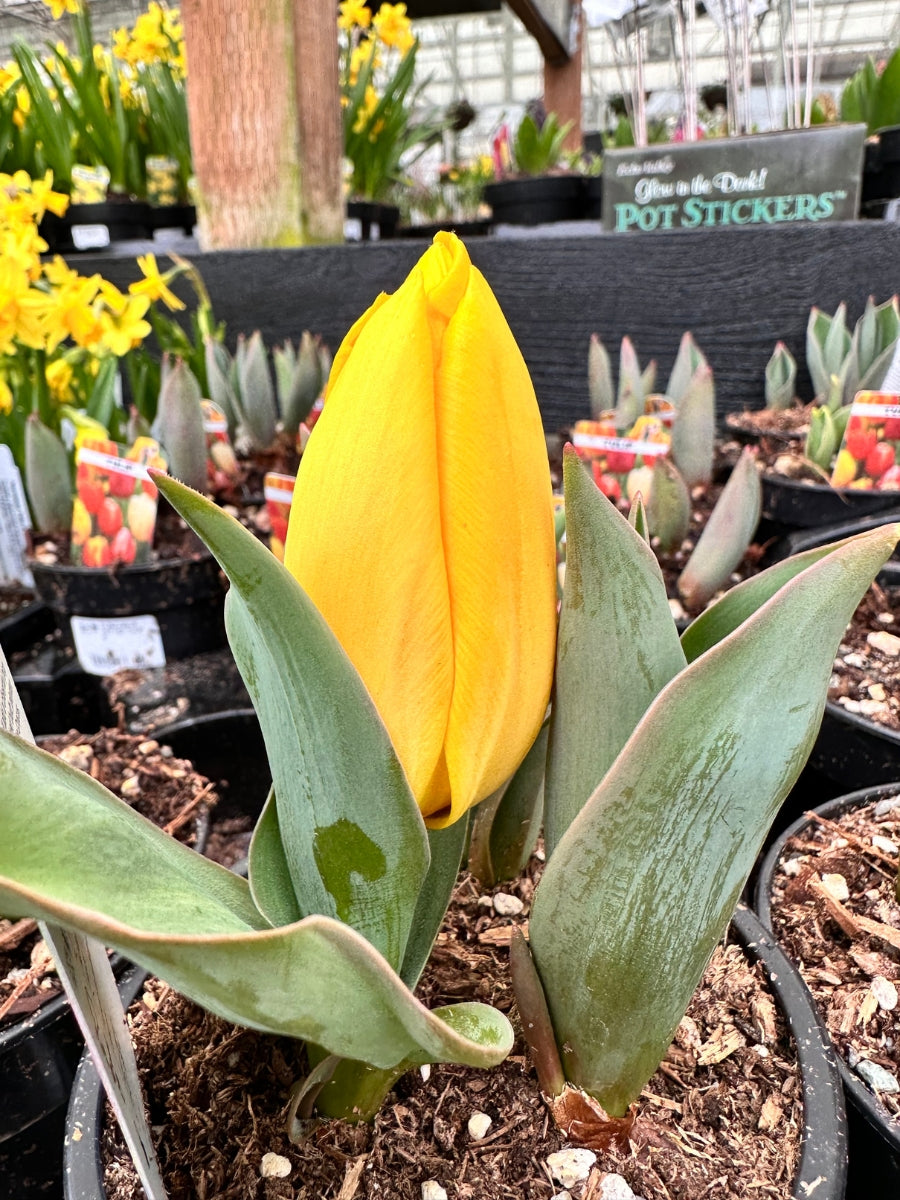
[149,203,196,235]
[761,472,900,534]
[39,201,154,252]
[30,552,227,671]
[345,201,400,242]
[61,903,846,1200]
[156,708,269,869]
[756,785,900,1198]
[582,174,603,220]
[484,175,586,226]
[860,126,900,219]
[772,511,900,586]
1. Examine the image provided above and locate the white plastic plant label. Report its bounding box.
[72,224,111,250]
[70,613,166,675]
[0,445,33,586]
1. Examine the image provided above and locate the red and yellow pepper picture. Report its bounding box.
[71,436,167,568]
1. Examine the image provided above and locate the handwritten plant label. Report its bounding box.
[70,613,166,675]
[0,446,33,586]
[264,471,296,562]
[202,400,239,487]
[831,392,900,490]
[573,414,670,504]
[72,437,167,568]
[602,125,866,233]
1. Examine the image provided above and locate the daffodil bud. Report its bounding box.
[285,233,557,826]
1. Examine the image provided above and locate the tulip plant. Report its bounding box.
[0,235,896,1176]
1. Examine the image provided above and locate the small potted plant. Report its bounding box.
[339,0,447,240]
[843,46,900,218]
[483,104,585,225]
[0,234,895,1198]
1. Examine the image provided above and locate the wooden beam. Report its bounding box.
[505,0,573,66]
[544,2,583,149]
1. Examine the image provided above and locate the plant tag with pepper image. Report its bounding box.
[831,392,900,490]
[202,400,239,488]
[72,436,167,568]
[572,414,671,504]
[264,471,296,562]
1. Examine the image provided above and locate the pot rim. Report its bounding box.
[63,908,848,1200]
[755,782,900,1156]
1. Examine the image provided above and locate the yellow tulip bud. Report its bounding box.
[285,232,557,827]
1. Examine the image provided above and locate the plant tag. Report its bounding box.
[344,217,363,241]
[202,400,239,484]
[264,471,296,562]
[0,649,168,1200]
[307,395,325,430]
[0,445,33,586]
[71,163,110,204]
[573,415,671,504]
[70,613,166,675]
[146,155,179,206]
[71,224,110,250]
[73,437,166,567]
[831,392,900,490]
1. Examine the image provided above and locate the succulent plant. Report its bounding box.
[764,341,797,410]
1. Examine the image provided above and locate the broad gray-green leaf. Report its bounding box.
[615,336,643,428]
[665,331,706,406]
[765,341,797,411]
[669,364,714,488]
[588,333,613,420]
[543,450,687,857]
[248,788,298,927]
[204,336,242,438]
[25,416,71,534]
[238,330,277,449]
[154,473,429,972]
[469,721,548,887]
[0,733,510,1070]
[647,457,690,553]
[529,521,899,1116]
[400,816,469,990]
[679,527,889,661]
[677,447,761,611]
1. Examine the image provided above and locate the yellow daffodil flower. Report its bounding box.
[338,0,372,30]
[128,252,185,311]
[0,377,12,416]
[285,232,557,828]
[97,288,151,356]
[45,356,74,402]
[373,2,415,53]
[42,0,80,20]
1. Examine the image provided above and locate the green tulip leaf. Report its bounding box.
[543,450,687,856]
[679,528,888,662]
[0,733,511,1071]
[248,788,300,927]
[530,522,899,1116]
[469,721,548,887]
[154,473,429,972]
[400,816,470,990]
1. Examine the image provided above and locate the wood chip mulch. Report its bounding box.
[101,859,802,1200]
[0,728,216,1027]
[766,795,900,1131]
[829,583,900,734]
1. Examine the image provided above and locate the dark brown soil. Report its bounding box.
[723,406,813,448]
[0,728,216,1027]
[0,584,36,620]
[212,432,300,508]
[100,860,802,1200]
[29,501,207,568]
[765,795,900,1128]
[830,584,900,733]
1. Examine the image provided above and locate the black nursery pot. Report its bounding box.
[39,201,154,253]
[761,472,900,534]
[61,903,847,1200]
[484,175,586,226]
[345,200,400,242]
[860,126,900,218]
[756,786,900,1198]
[30,552,228,672]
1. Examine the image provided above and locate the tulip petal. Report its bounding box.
[431,245,557,825]
[287,269,454,811]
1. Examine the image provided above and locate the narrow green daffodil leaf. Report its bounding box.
[530,522,899,1117]
[680,530,877,662]
[0,733,512,1071]
[248,788,299,927]
[543,450,687,856]
[154,473,429,973]
[400,816,469,990]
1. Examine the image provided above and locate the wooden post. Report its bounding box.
[181,0,343,249]
[543,1,583,151]
[292,0,344,244]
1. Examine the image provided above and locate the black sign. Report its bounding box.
[602,124,867,233]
